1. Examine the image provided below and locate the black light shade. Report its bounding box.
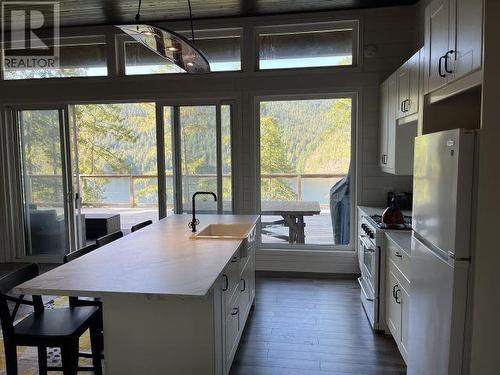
[116,24,211,73]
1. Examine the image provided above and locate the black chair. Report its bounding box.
[96,231,123,247]
[63,244,99,263]
[131,220,153,233]
[0,263,102,375]
[63,244,104,361]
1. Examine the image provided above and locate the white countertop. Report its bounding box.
[386,231,412,255]
[15,214,259,298]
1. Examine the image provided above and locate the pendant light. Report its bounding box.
[116,0,210,73]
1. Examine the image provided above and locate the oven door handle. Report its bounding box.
[360,236,376,252]
[357,277,374,301]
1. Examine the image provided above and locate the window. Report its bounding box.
[3,36,107,80]
[124,29,241,75]
[259,97,353,247]
[258,22,357,70]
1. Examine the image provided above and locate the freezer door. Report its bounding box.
[408,235,469,375]
[412,129,475,258]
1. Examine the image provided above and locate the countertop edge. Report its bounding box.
[14,214,260,298]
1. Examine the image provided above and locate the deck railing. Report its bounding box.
[26,173,347,207]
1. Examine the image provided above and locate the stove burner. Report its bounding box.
[369,214,412,230]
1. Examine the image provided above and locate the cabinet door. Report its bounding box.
[396,63,410,119]
[425,0,450,93]
[400,284,410,363]
[448,0,483,81]
[385,263,401,340]
[385,74,397,170]
[407,51,420,116]
[225,296,240,365]
[379,81,389,168]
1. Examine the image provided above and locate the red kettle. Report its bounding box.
[381,198,405,225]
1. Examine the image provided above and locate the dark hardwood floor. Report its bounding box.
[230,275,406,375]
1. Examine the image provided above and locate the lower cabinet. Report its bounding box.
[385,239,411,363]
[220,226,257,375]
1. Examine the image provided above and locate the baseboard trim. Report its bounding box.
[256,248,359,274]
[256,270,359,279]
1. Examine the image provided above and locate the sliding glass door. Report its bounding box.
[70,103,159,239]
[15,101,234,258]
[17,108,74,256]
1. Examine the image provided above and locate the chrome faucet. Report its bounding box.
[189,191,217,232]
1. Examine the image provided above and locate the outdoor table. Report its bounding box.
[261,200,321,244]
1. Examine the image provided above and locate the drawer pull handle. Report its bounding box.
[231,256,239,263]
[395,287,401,304]
[231,307,239,316]
[222,274,228,291]
[241,278,246,292]
[394,251,403,258]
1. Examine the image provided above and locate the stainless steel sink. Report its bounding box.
[190,223,255,240]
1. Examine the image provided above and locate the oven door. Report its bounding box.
[359,235,377,291]
[357,234,379,329]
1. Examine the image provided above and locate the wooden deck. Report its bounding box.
[80,207,338,245]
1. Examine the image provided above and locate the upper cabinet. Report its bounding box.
[379,50,420,175]
[379,70,417,175]
[424,0,483,94]
[397,51,420,119]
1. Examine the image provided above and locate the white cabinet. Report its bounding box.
[385,263,401,338]
[397,50,420,119]
[221,225,257,375]
[379,72,417,175]
[424,0,483,93]
[385,237,411,364]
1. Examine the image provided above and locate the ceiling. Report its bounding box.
[5,0,419,29]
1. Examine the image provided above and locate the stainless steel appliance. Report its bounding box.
[358,213,412,330]
[409,129,476,375]
[357,216,383,330]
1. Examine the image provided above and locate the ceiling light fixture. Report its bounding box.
[116,0,210,73]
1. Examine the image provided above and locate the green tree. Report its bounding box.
[299,98,352,174]
[260,117,296,200]
[75,104,137,204]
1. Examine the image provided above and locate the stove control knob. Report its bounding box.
[369,232,374,239]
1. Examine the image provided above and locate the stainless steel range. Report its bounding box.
[357,213,412,331]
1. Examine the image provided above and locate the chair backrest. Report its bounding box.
[96,231,123,247]
[63,243,99,263]
[0,263,44,341]
[131,220,153,233]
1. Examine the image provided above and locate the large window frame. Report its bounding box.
[255,92,358,252]
[254,20,359,72]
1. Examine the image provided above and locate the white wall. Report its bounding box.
[468,0,500,372]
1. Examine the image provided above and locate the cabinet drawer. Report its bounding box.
[387,239,410,282]
[222,251,240,306]
[224,296,240,364]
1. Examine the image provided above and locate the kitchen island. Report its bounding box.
[15,214,259,375]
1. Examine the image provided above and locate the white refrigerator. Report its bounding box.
[409,129,476,375]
